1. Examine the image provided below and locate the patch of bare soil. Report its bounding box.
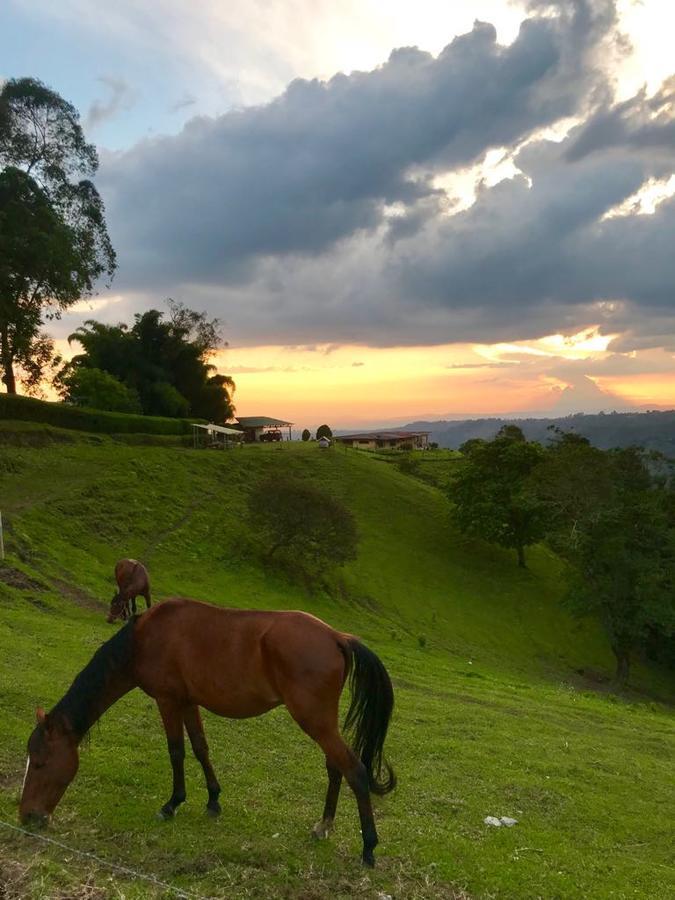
[0,566,45,592]
[50,577,102,612]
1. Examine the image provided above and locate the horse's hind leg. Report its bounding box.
[319,733,378,866]
[184,705,222,817]
[286,696,378,866]
[156,698,187,820]
[312,762,342,839]
[143,586,151,609]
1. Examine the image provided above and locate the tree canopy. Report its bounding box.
[450,425,546,567]
[56,300,235,420]
[248,474,358,569]
[0,78,115,394]
[316,424,333,440]
[535,433,675,684]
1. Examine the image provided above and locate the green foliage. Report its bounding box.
[142,380,189,418]
[0,78,116,394]
[316,423,333,440]
[397,452,420,477]
[248,473,357,568]
[0,392,196,434]
[535,434,675,684]
[301,428,311,442]
[58,300,235,420]
[56,366,142,414]
[451,426,546,567]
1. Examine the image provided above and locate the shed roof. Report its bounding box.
[192,423,243,436]
[234,416,294,428]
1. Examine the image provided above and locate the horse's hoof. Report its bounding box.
[157,805,175,821]
[362,852,375,868]
[206,802,221,818]
[311,821,331,840]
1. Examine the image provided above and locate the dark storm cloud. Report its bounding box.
[99,0,613,287]
[565,76,675,164]
[392,134,672,308]
[82,0,675,355]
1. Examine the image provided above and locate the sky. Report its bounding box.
[3,0,675,429]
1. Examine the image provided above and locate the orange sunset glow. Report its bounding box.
[208,329,674,429]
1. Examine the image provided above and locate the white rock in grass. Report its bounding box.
[500,817,518,827]
[484,816,502,827]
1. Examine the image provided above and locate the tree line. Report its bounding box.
[1,78,234,421]
[449,425,675,684]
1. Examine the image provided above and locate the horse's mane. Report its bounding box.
[51,617,137,739]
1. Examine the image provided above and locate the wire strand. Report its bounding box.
[0,818,211,899]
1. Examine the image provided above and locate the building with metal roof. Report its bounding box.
[334,430,430,450]
[231,416,294,442]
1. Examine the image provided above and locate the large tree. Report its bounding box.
[57,301,235,420]
[450,425,546,567]
[534,433,675,685]
[0,77,115,393]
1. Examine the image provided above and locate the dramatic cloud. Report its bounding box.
[99,1,614,281]
[72,0,674,361]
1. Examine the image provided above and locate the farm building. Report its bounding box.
[191,423,244,449]
[335,430,431,450]
[232,416,294,442]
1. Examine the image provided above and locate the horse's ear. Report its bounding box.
[36,707,46,724]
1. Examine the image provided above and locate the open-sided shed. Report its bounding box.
[192,423,244,449]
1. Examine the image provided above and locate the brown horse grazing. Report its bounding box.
[20,598,396,866]
[107,559,151,623]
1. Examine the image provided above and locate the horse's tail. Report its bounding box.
[343,638,396,796]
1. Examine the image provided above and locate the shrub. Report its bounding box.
[301,428,311,442]
[248,473,358,568]
[0,392,199,434]
[397,453,420,476]
[316,424,333,440]
[56,366,142,413]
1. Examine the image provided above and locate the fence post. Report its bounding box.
[0,510,4,561]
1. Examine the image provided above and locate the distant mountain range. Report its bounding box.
[401,409,675,456]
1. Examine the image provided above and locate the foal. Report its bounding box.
[20,598,396,866]
[107,558,151,623]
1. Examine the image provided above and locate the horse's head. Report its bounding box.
[19,708,79,826]
[107,592,127,624]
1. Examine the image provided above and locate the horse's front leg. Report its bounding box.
[156,698,187,819]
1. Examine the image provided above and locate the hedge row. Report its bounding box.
[0,393,201,434]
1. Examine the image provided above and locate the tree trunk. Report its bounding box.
[612,645,630,687]
[516,544,526,568]
[0,325,17,394]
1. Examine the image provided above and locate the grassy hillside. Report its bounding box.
[0,422,673,899]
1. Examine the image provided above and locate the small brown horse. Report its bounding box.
[107,559,151,623]
[20,599,396,866]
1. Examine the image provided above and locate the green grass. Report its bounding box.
[0,424,673,899]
